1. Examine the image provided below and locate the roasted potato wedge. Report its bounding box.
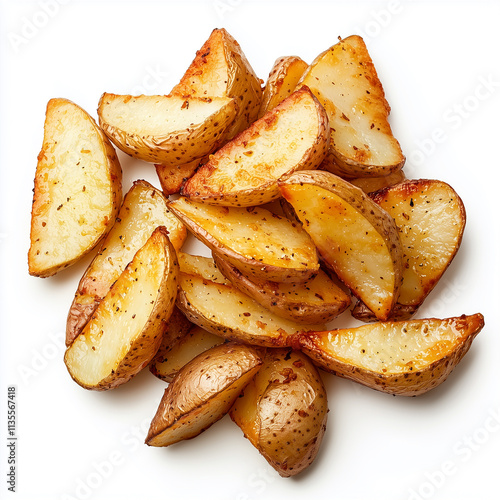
[258,56,309,118]
[349,168,406,194]
[155,157,205,196]
[97,93,237,166]
[177,254,325,347]
[169,197,319,283]
[145,342,262,447]
[213,253,350,324]
[170,28,263,140]
[181,86,329,206]
[230,348,328,477]
[353,179,466,321]
[279,170,403,320]
[64,227,178,390]
[150,324,225,383]
[294,313,484,396]
[66,180,186,345]
[28,98,122,277]
[299,35,405,178]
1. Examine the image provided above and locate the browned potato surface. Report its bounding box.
[299,35,405,177]
[279,170,403,320]
[64,227,178,390]
[230,348,328,477]
[66,180,186,345]
[29,98,122,277]
[293,313,484,396]
[181,86,329,206]
[145,342,262,447]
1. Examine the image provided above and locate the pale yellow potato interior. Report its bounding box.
[100,95,233,135]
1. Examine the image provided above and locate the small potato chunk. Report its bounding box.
[28,98,122,277]
[66,180,186,345]
[170,28,263,140]
[279,170,403,320]
[181,86,329,207]
[349,168,406,194]
[64,227,178,390]
[352,179,466,321]
[97,93,237,166]
[176,254,325,347]
[169,197,319,283]
[230,348,328,477]
[145,342,262,447]
[213,253,350,324]
[299,35,405,177]
[150,324,225,383]
[294,314,484,396]
[258,56,309,118]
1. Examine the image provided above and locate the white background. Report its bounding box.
[1,1,499,499]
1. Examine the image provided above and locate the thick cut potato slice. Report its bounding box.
[176,254,325,347]
[181,87,329,206]
[150,324,225,383]
[258,56,309,118]
[97,93,237,166]
[28,98,122,277]
[353,179,466,321]
[349,168,406,194]
[145,342,262,447]
[66,180,186,345]
[64,227,178,390]
[230,348,328,477]
[294,314,484,396]
[279,170,403,320]
[169,197,319,283]
[213,253,350,324]
[170,28,263,140]
[299,35,405,178]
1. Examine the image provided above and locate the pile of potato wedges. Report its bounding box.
[29,28,484,477]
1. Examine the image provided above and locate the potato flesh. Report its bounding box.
[178,252,229,284]
[65,229,172,387]
[183,87,327,203]
[29,99,121,276]
[309,316,481,373]
[280,182,397,317]
[178,273,325,346]
[169,198,319,278]
[300,35,403,173]
[99,94,234,136]
[372,180,465,306]
[259,56,309,117]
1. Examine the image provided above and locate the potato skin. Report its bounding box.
[230,348,328,477]
[145,342,262,447]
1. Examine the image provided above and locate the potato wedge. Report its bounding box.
[293,313,484,396]
[64,227,178,390]
[28,98,122,277]
[170,28,263,140]
[181,86,329,206]
[230,348,328,477]
[352,179,466,321]
[213,253,350,324]
[169,197,319,283]
[349,168,406,194]
[145,342,262,447]
[178,251,229,284]
[150,324,225,383]
[155,157,205,196]
[177,254,325,347]
[258,56,309,118]
[66,180,186,346]
[97,93,237,166]
[279,170,403,321]
[299,35,405,178]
